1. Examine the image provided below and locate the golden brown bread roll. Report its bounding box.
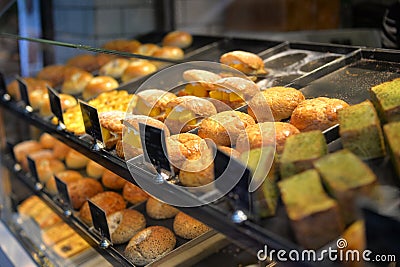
[173,212,210,239]
[220,50,266,75]
[39,133,56,149]
[198,111,255,147]
[28,88,48,110]
[82,76,119,101]
[86,160,106,179]
[145,197,179,219]
[79,191,125,225]
[132,89,177,119]
[99,58,130,79]
[36,158,66,183]
[66,54,99,72]
[102,39,141,52]
[122,182,149,204]
[65,149,90,169]
[236,122,300,153]
[124,226,176,266]
[151,46,184,68]
[22,149,55,172]
[101,169,127,190]
[248,87,305,122]
[162,31,193,49]
[107,209,146,244]
[45,170,83,195]
[96,53,116,67]
[164,96,217,134]
[69,178,104,210]
[13,140,42,165]
[52,140,71,160]
[39,93,77,117]
[61,68,93,95]
[134,43,160,56]
[6,77,53,101]
[37,65,66,86]
[121,61,157,83]
[290,97,350,132]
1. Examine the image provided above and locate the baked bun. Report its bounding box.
[146,197,179,219]
[122,182,149,204]
[173,212,210,239]
[102,39,141,52]
[52,140,71,160]
[23,149,55,172]
[6,77,52,101]
[37,65,66,86]
[69,178,104,210]
[166,133,209,170]
[96,53,116,67]
[290,97,350,132]
[152,46,184,68]
[236,122,300,153]
[40,93,77,117]
[101,169,127,190]
[124,226,176,266]
[198,111,256,146]
[61,68,93,95]
[14,140,42,165]
[132,89,177,119]
[45,170,83,195]
[220,50,266,75]
[182,69,221,83]
[65,149,90,169]
[99,58,130,79]
[99,110,126,135]
[36,158,66,183]
[79,191,125,225]
[107,209,146,244]
[134,43,160,56]
[248,87,305,122]
[28,88,48,110]
[122,115,170,158]
[121,61,157,83]
[162,31,193,49]
[218,146,241,158]
[66,54,99,72]
[82,76,119,100]
[164,96,217,134]
[39,133,56,149]
[86,160,105,179]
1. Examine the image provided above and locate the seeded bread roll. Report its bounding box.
[107,209,146,244]
[69,178,104,210]
[146,197,179,219]
[79,191,126,225]
[45,170,83,195]
[173,212,210,239]
[122,182,149,204]
[101,169,127,190]
[124,226,176,266]
[198,111,256,147]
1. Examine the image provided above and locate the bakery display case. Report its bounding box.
[0,27,400,267]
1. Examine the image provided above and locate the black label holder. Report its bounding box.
[47,86,66,131]
[0,72,11,101]
[88,200,112,248]
[54,175,72,217]
[79,100,105,151]
[27,157,43,191]
[16,76,33,113]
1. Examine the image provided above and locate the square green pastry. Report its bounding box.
[370,78,400,123]
[383,121,400,177]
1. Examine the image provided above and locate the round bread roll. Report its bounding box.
[61,68,93,95]
[14,140,42,165]
[182,69,221,83]
[52,140,71,160]
[290,97,350,132]
[6,77,52,101]
[236,122,300,154]
[36,158,66,183]
[40,93,77,117]
[133,89,177,119]
[151,46,184,68]
[248,87,305,122]
[164,96,217,134]
[45,170,83,195]
[173,212,210,239]
[65,149,90,169]
[39,133,56,149]
[124,226,176,266]
[214,76,259,101]
[82,76,119,101]
[107,209,146,244]
[98,110,126,135]
[86,160,105,179]
[198,111,255,147]
[96,53,117,67]
[101,169,127,190]
[69,178,104,210]
[146,197,179,219]
[162,31,193,49]
[122,182,149,204]
[166,133,209,170]
[79,191,125,225]
[220,50,266,75]
[22,149,55,172]
[37,65,66,86]
[66,54,99,72]
[102,39,141,52]
[134,43,160,56]
[99,58,130,79]
[28,88,48,110]
[121,61,157,83]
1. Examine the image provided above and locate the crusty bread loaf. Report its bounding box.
[101,169,127,190]
[146,197,179,219]
[69,178,104,210]
[173,212,210,239]
[124,226,176,266]
[107,209,146,244]
[122,182,149,204]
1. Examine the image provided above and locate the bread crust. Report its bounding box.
[146,197,179,219]
[173,212,210,239]
[107,209,146,244]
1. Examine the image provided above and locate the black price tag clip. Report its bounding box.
[213,148,251,224]
[0,72,11,102]
[79,100,105,151]
[47,86,66,131]
[16,76,33,113]
[54,175,72,217]
[138,122,175,184]
[88,200,112,248]
[27,157,43,191]
[6,141,21,172]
